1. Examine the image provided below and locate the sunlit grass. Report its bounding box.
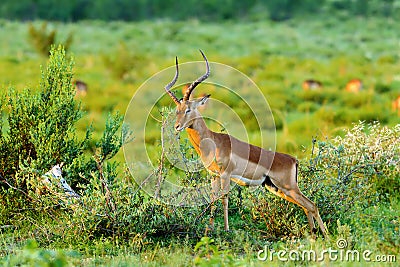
[1,18,400,159]
[1,18,399,265]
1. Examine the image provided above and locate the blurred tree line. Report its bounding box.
[0,0,399,21]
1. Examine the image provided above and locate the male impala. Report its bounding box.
[302,79,322,91]
[392,96,400,116]
[345,78,363,93]
[164,51,328,237]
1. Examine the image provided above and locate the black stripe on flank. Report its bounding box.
[262,174,278,192]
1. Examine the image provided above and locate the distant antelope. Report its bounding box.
[345,79,363,93]
[164,50,328,237]
[302,79,322,91]
[73,80,88,96]
[392,96,400,116]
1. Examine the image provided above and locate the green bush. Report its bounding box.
[102,42,148,81]
[0,57,207,250]
[28,22,73,57]
[304,122,399,227]
[245,122,399,238]
[0,46,131,241]
[0,239,79,266]
[0,46,89,189]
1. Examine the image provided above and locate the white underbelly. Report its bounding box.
[230,175,264,186]
[231,156,269,180]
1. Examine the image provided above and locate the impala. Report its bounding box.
[73,79,88,96]
[164,50,328,237]
[302,79,322,91]
[345,78,363,93]
[392,95,400,116]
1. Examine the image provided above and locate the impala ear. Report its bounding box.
[199,94,211,105]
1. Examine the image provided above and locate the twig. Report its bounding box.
[194,191,225,223]
[0,173,35,201]
[155,110,167,199]
[93,154,116,216]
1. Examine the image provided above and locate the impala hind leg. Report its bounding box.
[264,184,328,237]
[285,189,328,238]
[304,208,317,234]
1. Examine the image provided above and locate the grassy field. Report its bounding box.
[0,17,399,266]
[1,17,399,156]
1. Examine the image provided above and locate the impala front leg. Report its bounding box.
[209,176,220,231]
[220,172,231,231]
[209,172,231,232]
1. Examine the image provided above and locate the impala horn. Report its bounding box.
[164,56,180,105]
[182,50,210,102]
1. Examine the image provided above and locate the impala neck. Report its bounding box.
[185,115,212,153]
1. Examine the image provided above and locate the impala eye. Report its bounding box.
[185,109,191,114]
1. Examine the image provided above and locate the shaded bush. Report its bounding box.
[0,239,79,266]
[375,82,392,93]
[28,22,73,57]
[102,42,148,81]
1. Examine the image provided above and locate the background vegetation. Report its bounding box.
[0,2,399,266]
[1,0,400,21]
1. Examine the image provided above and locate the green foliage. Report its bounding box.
[1,18,400,265]
[246,122,399,239]
[0,46,129,241]
[307,122,399,229]
[1,0,400,22]
[102,42,148,81]
[193,237,235,266]
[0,239,79,266]
[0,46,88,186]
[28,22,73,57]
[96,112,128,162]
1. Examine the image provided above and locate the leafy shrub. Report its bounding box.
[247,121,399,238]
[102,42,148,81]
[0,59,206,250]
[0,46,131,243]
[0,239,79,266]
[193,237,235,266]
[304,122,399,226]
[28,22,73,56]
[0,46,89,190]
[375,82,391,93]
